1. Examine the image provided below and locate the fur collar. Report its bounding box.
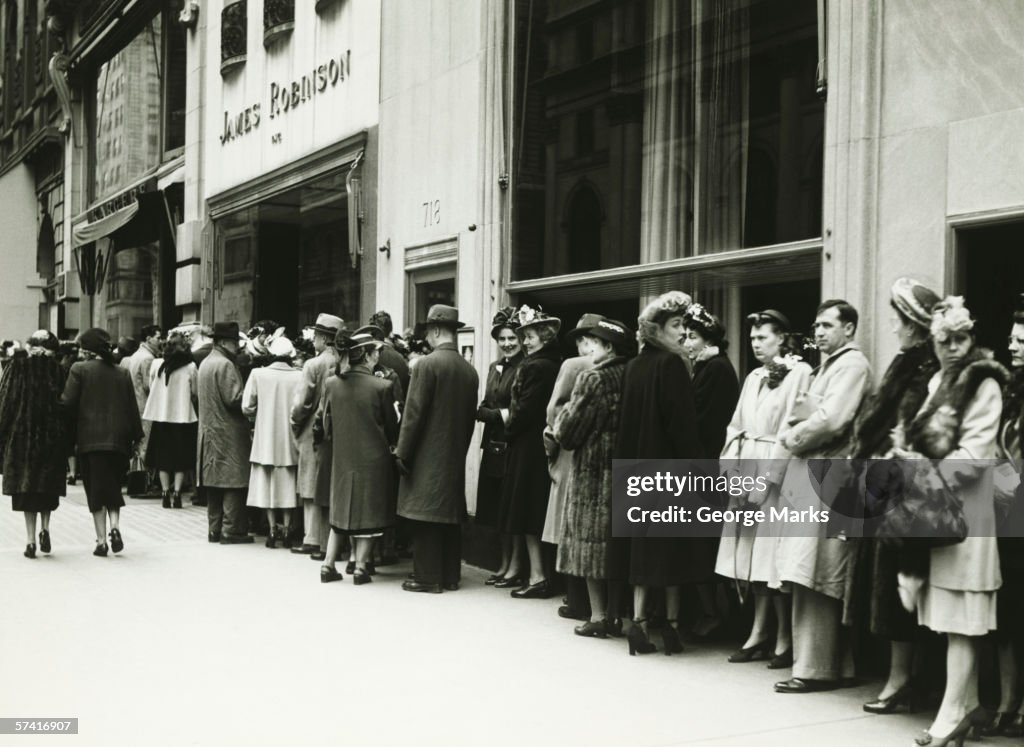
[906,348,1008,459]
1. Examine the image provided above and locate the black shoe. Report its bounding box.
[172,492,182,509]
[265,532,277,549]
[402,579,442,594]
[493,574,525,589]
[208,532,222,543]
[220,534,254,544]
[511,580,552,599]
[67,474,76,485]
[38,530,51,554]
[162,492,171,509]
[345,561,356,575]
[320,566,343,584]
[291,544,319,555]
[485,573,504,585]
[767,648,793,669]
[627,621,657,655]
[574,620,608,638]
[353,571,373,586]
[863,683,916,715]
[606,618,625,638]
[443,582,459,591]
[729,640,772,663]
[366,562,377,576]
[558,605,588,621]
[660,623,684,655]
[24,543,36,559]
[109,528,123,553]
[93,542,109,557]
[310,551,326,561]
[774,677,839,694]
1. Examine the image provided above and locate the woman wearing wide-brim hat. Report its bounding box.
[0,331,68,558]
[475,307,526,585]
[242,335,303,548]
[498,305,563,598]
[60,327,144,556]
[317,331,400,584]
[554,317,634,637]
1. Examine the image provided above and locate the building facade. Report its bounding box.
[375,0,1024,531]
[197,0,380,333]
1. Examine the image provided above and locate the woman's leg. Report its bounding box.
[524,534,546,585]
[496,534,512,577]
[507,535,525,577]
[40,510,51,531]
[586,578,608,623]
[876,640,914,699]
[265,509,276,534]
[354,537,373,572]
[665,585,682,630]
[633,585,649,627]
[742,592,772,649]
[173,472,185,493]
[323,529,344,570]
[772,593,793,655]
[158,471,172,492]
[995,641,1019,713]
[928,634,976,737]
[107,507,120,530]
[92,509,107,545]
[23,511,37,545]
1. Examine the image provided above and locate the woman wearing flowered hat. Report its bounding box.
[845,278,940,716]
[0,331,68,558]
[243,334,303,548]
[892,296,1006,747]
[499,304,563,598]
[715,309,811,667]
[475,307,526,586]
[615,290,701,655]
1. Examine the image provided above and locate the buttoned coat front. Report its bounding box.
[61,358,143,455]
[396,343,479,525]
[196,347,251,489]
[290,346,340,499]
[770,344,873,599]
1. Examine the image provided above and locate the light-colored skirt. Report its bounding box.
[247,464,298,509]
[918,586,997,636]
[541,447,573,544]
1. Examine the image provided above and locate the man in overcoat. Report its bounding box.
[290,313,343,556]
[396,305,479,593]
[769,300,872,693]
[197,321,253,544]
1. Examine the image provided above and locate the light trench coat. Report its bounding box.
[242,362,302,467]
[715,360,812,583]
[290,346,340,499]
[769,344,873,599]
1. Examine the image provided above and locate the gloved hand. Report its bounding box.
[476,406,501,425]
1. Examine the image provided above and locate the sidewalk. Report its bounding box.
[1,492,941,746]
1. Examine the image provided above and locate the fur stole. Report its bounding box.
[905,348,1008,459]
[853,342,938,459]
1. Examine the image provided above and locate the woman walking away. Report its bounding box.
[0,331,68,558]
[616,291,702,656]
[498,305,563,599]
[894,297,1006,747]
[61,328,143,556]
[475,307,525,586]
[318,331,400,584]
[143,331,199,509]
[243,334,303,548]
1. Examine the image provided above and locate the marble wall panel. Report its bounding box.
[948,107,1024,217]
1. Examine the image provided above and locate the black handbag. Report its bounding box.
[875,460,967,549]
[126,454,149,496]
[480,440,508,478]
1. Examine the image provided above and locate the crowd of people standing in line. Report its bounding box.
[2,280,1024,745]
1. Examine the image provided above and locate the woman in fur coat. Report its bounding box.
[0,331,67,558]
[553,317,632,638]
[845,278,941,716]
[892,297,1006,747]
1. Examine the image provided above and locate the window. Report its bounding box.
[511,0,825,281]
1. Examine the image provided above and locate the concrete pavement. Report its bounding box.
[2,487,946,746]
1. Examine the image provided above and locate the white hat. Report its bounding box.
[268,336,295,358]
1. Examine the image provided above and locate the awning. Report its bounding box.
[157,163,185,190]
[72,200,140,246]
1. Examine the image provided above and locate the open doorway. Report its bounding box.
[953,219,1024,367]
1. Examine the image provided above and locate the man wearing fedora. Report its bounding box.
[197,321,253,544]
[290,313,344,557]
[396,305,479,593]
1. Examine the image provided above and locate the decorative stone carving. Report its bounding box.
[263,0,294,48]
[178,0,199,29]
[48,51,72,135]
[220,0,247,75]
[315,0,340,13]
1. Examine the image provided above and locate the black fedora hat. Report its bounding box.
[212,321,240,341]
[415,304,466,336]
[565,312,605,342]
[354,324,386,342]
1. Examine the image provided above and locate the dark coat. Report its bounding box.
[379,343,410,403]
[0,352,68,496]
[322,369,400,531]
[615,343,704,585]
[474,351,523,527]
[499,342,562,535]
[396,343,479,524]
[691,352,739,458]
[60,358,143,456]
[196,346,251,488]
[554,356,627,578]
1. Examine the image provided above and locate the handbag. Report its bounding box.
[480,439,509,478]
[126,453,148,496]
[875,460,967,549]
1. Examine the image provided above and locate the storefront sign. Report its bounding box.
[219,50,351,146]
[87,179,156,222]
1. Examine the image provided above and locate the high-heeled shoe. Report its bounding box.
[913,711,972,747]
[39,529,51,553]
[661,621,684,655]
[863,682,916,714]
[767,648,793,669]
[265,529,278,549]
[626,620,657,656]
[109,527,123,554]
[484,573,504,585]
[162,491,171,509]
[93,542,108,557]
[24,543,36,559]
[728,639,772,663]
[493,574,525,589]
[574,620,608,638]
[320,566,343,583]
[353,570,372,586]
[172,492,182,509]
[606,618,624,638]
